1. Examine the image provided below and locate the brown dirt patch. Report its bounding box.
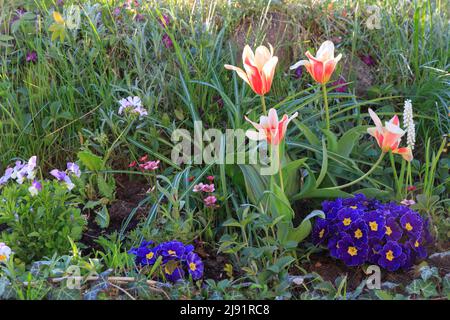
[80,174,150,252]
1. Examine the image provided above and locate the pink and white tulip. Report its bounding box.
[245,108,298,145]
[225,44,278,96]
[367,108,413,161]
[290,40,342,84]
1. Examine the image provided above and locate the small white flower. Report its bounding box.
[0,243,12,263]
[403,99,416,150]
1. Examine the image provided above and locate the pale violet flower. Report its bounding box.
[67,162,81,177]
[0,243,12,263]
[403,99,416,150]
[50,169,75,191]
[118,96,147,118]
[401,199,416,206]
[28,180,42,196]
[2,156,38,185]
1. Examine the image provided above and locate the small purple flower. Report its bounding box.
[162,33,173,49]
[408,235,427,259]
[57,0,64,6]
[322,198,343,220]
[50,169,75,190]
[384,217,403,241]
[337,236,368,266]
[360,54,376,66]
[28,180,42,196]
[0,167,13,185]
[364,210,386,239]
[327,236,341,259]
[378,241,406,272]
[159,240,191,261]
[399,212,422,236]
[26,51,38,64]
[164,262,185,282]
[347,219,369,245]
[312,218,329,245]
[336,207,360,231]
[367,238,383,264]
[293,66,302,79]
[332,76,347,93]
[67,162,81,177]
[186,252,204,280]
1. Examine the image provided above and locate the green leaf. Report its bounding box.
[374,290,394,300]
[288,210,325,244]
[0,35,14,42]
[295,122,320,146]
[95,206,110,229]
[97,175,114,199]
[270,183,294,221]
[337,126,367,157]
[315,137,328,188]
[321,129,338,153]
[78,150,103,171]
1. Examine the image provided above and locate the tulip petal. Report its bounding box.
[262,56,278,93]
[224,64,251,86]
[368,108,383,133]
[243,62,265,95]
[392,147,413,162]
[254,45,272,71]
[246,129,266,141]
[242,45,255,66]
[316,40,335,61]
[244,115,263,130]
[290,59,310,70]
[267,108,279,128]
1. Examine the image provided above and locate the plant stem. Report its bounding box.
[278,143,284,193]
[389,151,400,198]
[325,152,386,190]
[260,94,267,115]
[321,83,330,130]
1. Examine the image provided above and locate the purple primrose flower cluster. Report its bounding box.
[312,194,432,271]
[129,240,204,282]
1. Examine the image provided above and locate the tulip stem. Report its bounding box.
[324,152,386,190]
[321,84,330,130]
[278,143,284,193]
[261,95,267,115]
[389,151,401,198]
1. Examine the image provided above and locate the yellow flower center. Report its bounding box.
[350,206,358,209]
[354,229,363,239]
[164,265,173,275]
[343,218,352,226]
[369,221,378,231]
[386,250,394,261]
[146,252,154,260]
[405,223,413,231]
[347,246,358,256]
[0,254,6,261]
[385,226,392,236]
[414,240,419,248]
[189,262,197,271]
[168,250,176,255]
[319,229,325,238]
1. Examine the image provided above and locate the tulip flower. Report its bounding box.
[245,108,298,145]
[367,108,413,161]
[290,40,342,84]
[224,44,278,97]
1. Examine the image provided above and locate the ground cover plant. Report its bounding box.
[0,0,448,301]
